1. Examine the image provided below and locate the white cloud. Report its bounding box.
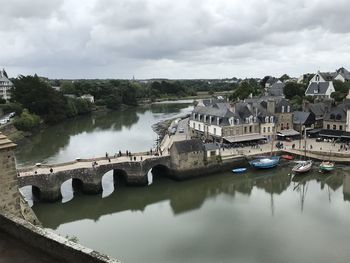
[1,0,350,78]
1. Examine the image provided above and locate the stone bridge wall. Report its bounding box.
[18,156,171,202]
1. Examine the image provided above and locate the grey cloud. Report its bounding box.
[1,0,350,79]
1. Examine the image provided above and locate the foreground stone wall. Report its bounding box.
[0,212,120,263]
[0,134,21,218]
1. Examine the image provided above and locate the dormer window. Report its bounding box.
[236,119,240,125]
[282,106,285,113]
[198,114,201,121]
[217,118,220,125]
[253,117,257,123]
[270,116,274,123]
[209,116,212,124]
[204,115,207,122]
[316,75,320,82]
[287,106,290,113]
[265,116,269,123]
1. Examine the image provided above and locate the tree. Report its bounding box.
[332,80,350,101]
[12,75,67,123]
[279,74,290,82]
[283,82,307,100]
[13,109,40,131]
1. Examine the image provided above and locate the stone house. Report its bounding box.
[267,82,285,97]
[334,67,350,83]
[169,139,205,170]
[323,102,350,132]
[293,111,316,132]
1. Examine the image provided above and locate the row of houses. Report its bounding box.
[0,69,13,101]
[189,96,294,144]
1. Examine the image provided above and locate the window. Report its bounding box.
[209,116,212,124]
[270,116,274,123]
[244,127,247,133]
[286,123,289,129]
[249,126,252,133]
[340,125,343,130]
[214,128,216,135]
[281,106,285,113]
[198,114,201,121]
[316,75,320,82]
[253,117,257,123]
[333,125,336,130]
[199,124,201,131]
[193,122,195,129]
[281,123,284,130]
[327,124,330,130]
[265,116,269,123]
[217,118,220,125]
[204,115,207,122]
[263,127,266,133]
[287,106,290,112]
[268,127,271,133]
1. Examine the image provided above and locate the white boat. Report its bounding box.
[319,161,335,172]
[292,160,313,174]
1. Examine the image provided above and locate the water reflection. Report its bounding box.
[15,103,193,167]
[31,165,350,263]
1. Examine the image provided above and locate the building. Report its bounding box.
[80,94,94,103]
[322,102,350,132]
[169,139,205,170]
[293,111,315,132]
[304,101,329,129]
[189,96,293,143]
[267,82,285,97]
[0,69,13,101]
[334,67,350,82]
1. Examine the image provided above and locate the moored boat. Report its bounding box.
[232,168,247,173]
[292,160,313,174]
[319,161,335,172]
[249,156,280,169]
[282,154,294,161]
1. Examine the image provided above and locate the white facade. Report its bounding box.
[189,119,223,137]
[0,70,13,101]
[80,94,94,103]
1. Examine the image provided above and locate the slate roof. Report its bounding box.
[268,82,285,97]
[336,67,350,81]
[319,72,336,81]
[204,143,220,151]
[324,101,350,122]
[293,111,311,125]
[171,139,203,154]
[308,102,327,117]
[305,82,331,95]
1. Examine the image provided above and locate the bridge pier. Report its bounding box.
[40,187,62,203]
[126,174,148,186]
[82,181,102,195]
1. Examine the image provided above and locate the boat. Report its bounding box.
[292,127,313,174]
[249,156,280,169]
[319,161,335,172]
[232,168,247,173]
[292,160,313,174]
[249,126,280,169]
[281,154,294,161]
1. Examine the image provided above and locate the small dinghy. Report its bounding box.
[232,168,247,173]
[282,154,294,161]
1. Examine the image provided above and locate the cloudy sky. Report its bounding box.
[1,0,350,79]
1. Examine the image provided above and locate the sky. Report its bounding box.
[1,0,350,79]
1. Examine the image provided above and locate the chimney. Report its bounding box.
[267,99,276,114]
[303,100,310,112]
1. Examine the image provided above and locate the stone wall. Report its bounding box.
[0,135,21,218]
[0,212,120,263]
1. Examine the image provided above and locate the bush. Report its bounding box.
[14,109,41,131]
[0,102,23,115]
[0,98,6,104]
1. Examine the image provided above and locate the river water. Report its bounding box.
[17,102,350,263]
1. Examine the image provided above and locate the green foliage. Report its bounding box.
[14,109,40,131]
[291,95,302,111]
[283,82,307,100]
[12,75,67,123]
[0,98,6,104]
[331,80,350,102]
[105,94,122,110]
[230,79,261,100]
[0,102,23,115]
[279,74,290,82]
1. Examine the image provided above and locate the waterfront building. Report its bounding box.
[189,96,293,143]
[0,69,13,101]
[293,111,316,132]
[169,139,205,169]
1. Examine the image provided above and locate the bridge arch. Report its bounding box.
[147,164,171,185]
[19,185,42,205]
[60,178,85,203]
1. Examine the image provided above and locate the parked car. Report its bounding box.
[316,137,323,142]
[9,112,15,118]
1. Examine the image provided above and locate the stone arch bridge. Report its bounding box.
[17,155,171,202]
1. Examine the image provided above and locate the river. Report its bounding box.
[17,101,350,263]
